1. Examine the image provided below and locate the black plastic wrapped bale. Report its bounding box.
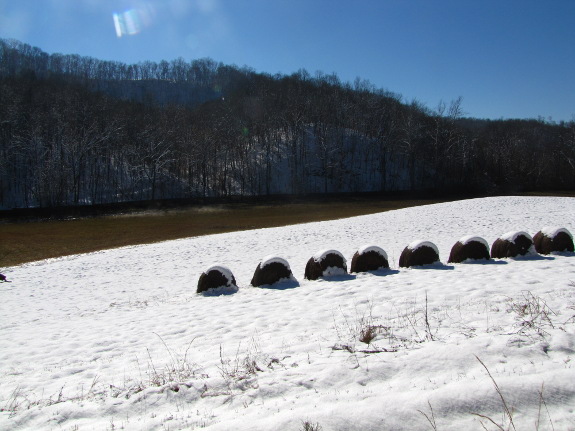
[533,227,574,255]
[304,249,347,280]
[448,236,490,263]
[490,231,534,258]
[197,265,237,293]
[350,245,389,273]
[398,240,440,268]
[251,256,294,287]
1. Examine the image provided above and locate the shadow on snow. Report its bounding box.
[200,286,239,296]
[257,279,300,290]
[317,274,357,282]
[407,263,455,271]
[459,259,508,265]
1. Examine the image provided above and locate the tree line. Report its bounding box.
[1,38,574,209]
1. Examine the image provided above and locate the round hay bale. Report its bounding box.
[350,245,389,273]
[251,256,294,287]
[490,231,534,258]
[398,240,440,268]
[304,249,347,280]
[533,227,574,254]
[448,235,490,263]
[197,265,237,294]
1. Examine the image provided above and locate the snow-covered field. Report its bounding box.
[1,196,575,431]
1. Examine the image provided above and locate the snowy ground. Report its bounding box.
[1,196,575,431]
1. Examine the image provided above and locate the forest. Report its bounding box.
[1,38,574,209]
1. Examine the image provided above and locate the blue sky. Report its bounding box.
[1,0,574,121]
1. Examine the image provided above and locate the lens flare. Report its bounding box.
[113,4,154,37]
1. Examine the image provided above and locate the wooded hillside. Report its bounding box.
[1,38,574,209]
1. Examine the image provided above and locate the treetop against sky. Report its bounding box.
[0,0,574,121]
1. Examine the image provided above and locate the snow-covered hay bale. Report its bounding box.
[197,265,237,293]
[398,240,440,268]
[490,231,534,258]
[350,245,389,273]
[304,249,347,280]
[251,256,294,287]
[533,227,574,254]
[448,235,490,263]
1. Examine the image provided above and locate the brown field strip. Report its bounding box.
[0,198,448,267]
[3,192,573,268]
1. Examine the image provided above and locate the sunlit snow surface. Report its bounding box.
[1,196,575,430]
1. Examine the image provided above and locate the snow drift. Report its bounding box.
[1,196,575,431]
